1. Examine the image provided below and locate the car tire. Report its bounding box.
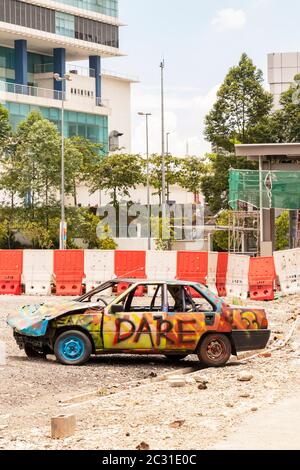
[198,334,231,367]
[164,354,188,362]
[24,343,47,360]
[54,330,92,366]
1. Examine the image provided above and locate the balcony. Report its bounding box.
[0,80,63,100]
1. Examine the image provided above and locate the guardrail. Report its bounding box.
[0,80,64,100]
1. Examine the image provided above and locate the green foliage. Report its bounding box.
[89,153,146,208]
[178,156,207,201]
[205,53,273,153]
[213,211,229,252]
[0,104,11,151]
[275,211,290,251]
[201,153,258,213]
[149,154,182,202]
[20,221,54,249]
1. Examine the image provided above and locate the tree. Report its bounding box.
[65,137,102,206]
[0,104,11,152]
[14,111,61,224]
[178,156,207,202]
[275,211,290,251]
[205,53,273,153]
[149,154,182,203]
[201,153,258,213]
[89,154,145,208]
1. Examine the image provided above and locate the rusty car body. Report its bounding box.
[7,279,271,366]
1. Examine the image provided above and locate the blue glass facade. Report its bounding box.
[4,102,109,152]
[0,45,51,84]
[53,0,119,18]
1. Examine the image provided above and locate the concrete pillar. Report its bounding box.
[53,48,66,93]
[263,208,275,250]
[14,40,28,86]
[89,56,101,103]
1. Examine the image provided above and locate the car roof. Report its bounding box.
[111,278,202,287]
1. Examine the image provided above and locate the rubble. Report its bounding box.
[238,372,253,382]
[0,293,299,450]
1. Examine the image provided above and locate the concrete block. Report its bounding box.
[51,414,76,439]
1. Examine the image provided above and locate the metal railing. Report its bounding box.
[34,63,96,78]
[0,80,64,100]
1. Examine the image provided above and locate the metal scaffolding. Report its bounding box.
[228,211,260,255]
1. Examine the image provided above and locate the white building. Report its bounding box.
[0,0,136,153]
[268,52,300,109]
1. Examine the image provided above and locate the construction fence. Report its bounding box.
[1,248,300,301]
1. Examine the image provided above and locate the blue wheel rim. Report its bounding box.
[59,336,85,362]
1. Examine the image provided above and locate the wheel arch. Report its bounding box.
[53,325,96,354]
[196,331,237,356]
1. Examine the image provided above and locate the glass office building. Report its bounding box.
[0,0,122,151]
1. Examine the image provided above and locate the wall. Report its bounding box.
[102,74,133,153]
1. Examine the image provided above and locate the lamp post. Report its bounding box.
[166,131,171,204]
[138,112,152,250]
[160,60,166,219]
[53,73,72,250]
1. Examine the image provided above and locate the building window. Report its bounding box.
[55,11,75,38]
[0,0,119,48]
[52,0,119,18]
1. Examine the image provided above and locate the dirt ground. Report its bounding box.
[0,294,300,450]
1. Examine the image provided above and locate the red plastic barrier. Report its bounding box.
[249,257,276,301]
[216,253,228,297]
[115,251,146,297]
[176,252,208,298]
[54,250,85,296]
[116,282,145,297]
[115,251,146,278]
[0,250,23,295]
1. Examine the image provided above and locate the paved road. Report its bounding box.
[213,393,300,450]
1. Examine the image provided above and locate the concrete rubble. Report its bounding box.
[0,294,299,450]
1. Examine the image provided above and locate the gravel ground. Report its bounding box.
[0,294,300,450]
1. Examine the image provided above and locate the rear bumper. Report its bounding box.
[232,330,271,353]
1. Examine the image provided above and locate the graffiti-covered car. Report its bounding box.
[7,279,271,367]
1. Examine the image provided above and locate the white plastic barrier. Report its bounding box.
[23,250,53,295]
[84,250,115,292]
[274,248,300,296]
[207,252,218,294]
[226,254,250,300]
[146,251,177,295]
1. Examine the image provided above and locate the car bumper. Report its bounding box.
[232,330,271,353]
[14,331,46,350]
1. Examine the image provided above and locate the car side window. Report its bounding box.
[123,285,163,312]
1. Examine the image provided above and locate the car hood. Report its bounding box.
[7,300,99,337]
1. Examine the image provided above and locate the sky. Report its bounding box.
[102,0,300,156]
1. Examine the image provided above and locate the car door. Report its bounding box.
[163,284,217,353]
[102,283,168,351]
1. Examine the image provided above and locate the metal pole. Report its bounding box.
[259,155,264,246]
[166,132,170,205]
[160,60,166,218]
[60,82,65,250]
[146,114,151,250]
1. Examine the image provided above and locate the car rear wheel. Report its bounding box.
[164,354,188,362]
[198,334,231,367]
[24,343,47,360]
[54,330,92,366]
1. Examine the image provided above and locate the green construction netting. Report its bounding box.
[229,169,300,210]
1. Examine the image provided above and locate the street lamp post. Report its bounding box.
[138,112,152,250]
[166,131,171,204]
[53,73,72,250]
[160,60,166,219]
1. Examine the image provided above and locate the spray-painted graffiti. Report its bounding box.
[222,307,267,331]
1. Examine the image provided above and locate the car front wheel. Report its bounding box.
[198,334,231,367]
[54,330,92,366]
